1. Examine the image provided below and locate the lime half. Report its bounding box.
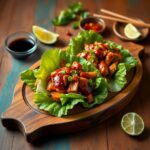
[124,24,141,39]
[32,25,59,44]
[121,112,144,136]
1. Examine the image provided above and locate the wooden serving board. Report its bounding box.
[1,42,143,143]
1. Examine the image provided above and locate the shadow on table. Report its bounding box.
[130,127,150,142]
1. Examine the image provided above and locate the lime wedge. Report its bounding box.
[32,25,59,44]
[121,112,144,136]
[124,24,141,39]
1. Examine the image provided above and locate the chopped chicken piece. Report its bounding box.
[84,43,94,51]
[102,50,109,58]
[116,53,122,61]
[105,52,122,65]
[72,75,79,81]
[63,75,69,86]
[86,53,98,66]
[67,81,79,93]
[94,49,104,58]
[71,61,82,70]
[94,42,107,51]
[86,93,94,103]
[105,52,116,65]
[80,71,97,79]
[55,89,66,93]
[79,77,92,94]
[109,62,118,76]
[47,81,56,91]
[47,81,66,92]
[76,52,88,59]
[99,60,109,77]
[51,71,56,76]
[113,48,120,53]
[50,92,61,101]
[103,44,109,50]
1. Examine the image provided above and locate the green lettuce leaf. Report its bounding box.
[36,79,47,93]
[108,63,127,92]
[35,92,85,117]
[55,77,108,110]
[20,31,137,117]
[34,49,66,80]
[33,51,108,116]
[105,40,123,50]
[20,70,36,91]
[105,40,138,71]
[34,79,85,117]
[105,41,137,92]
[83,77,108,108]
[35,77,108,116]
[124,56,138,71]
[67,55,100,76]
[67,30,103,56]
[60,93,86,105]
[120,49,138,71]
[32,45,108,117]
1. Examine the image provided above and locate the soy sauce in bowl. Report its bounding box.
[9,38,34,52]
[5,32,37,58]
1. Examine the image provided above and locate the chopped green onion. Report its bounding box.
[66,63,71,67]
[90,50,95,55]
[95,45,99,50]
[68,76,73,81]
[71,70,78,76]
[88,79,94,87]
[61,70,66,74]
[90,56,95,63]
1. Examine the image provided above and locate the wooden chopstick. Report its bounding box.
[100,9,143,24]
[93,13,150,28]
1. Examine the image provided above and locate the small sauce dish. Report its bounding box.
[5,31,37,58]
[80,17,106,34]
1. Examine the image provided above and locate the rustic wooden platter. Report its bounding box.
[1,42,143,143]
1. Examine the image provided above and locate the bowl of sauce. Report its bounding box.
[5,32,37,58]
[80,17,106,33]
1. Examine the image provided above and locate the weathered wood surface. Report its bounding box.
[0,0,150,149]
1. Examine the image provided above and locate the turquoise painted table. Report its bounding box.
[0,0,150,149]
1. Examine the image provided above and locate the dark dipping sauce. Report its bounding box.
[8,38,34,52]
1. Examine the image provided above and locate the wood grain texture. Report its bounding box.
[0,0,48,150]
[0,0,26,149]
[0,0,150,149]
[1,42,143,143]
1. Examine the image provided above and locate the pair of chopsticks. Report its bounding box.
[93,9,150,28]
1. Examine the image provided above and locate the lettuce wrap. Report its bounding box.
[20,30,137,117]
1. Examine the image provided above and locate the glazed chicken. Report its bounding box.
[77,42,122,78]
[47,42,122,103]
[47,61,97,103]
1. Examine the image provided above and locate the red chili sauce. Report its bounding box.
[51,67,71,90]
[83,22,102,32]
[50,62,82,90]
